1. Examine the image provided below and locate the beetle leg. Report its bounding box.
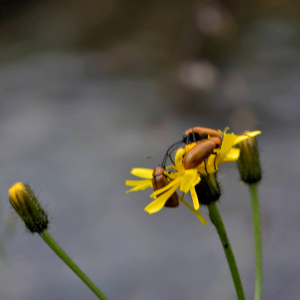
[204,157,208,175]
[211,152,218,170]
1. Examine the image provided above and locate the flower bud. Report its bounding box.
[8,183,48,233]
[237,132,262,184]
[195,173,221,205]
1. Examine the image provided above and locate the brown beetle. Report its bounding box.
[151,166,179,207]
[162,127,223,166]
[183,136,221,170]
[162,127,223,173]
[182,127,223,172]
[183,127,222,144]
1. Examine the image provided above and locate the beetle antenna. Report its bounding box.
[147,156,161,166]
[161,139,184,168]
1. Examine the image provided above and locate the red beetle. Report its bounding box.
[183,136,221,170]
[183,126,222,144]
[151,166,179,207]
[162,127,223,172]
[182,127,223,171]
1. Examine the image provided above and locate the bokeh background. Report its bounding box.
[0,1,299,299]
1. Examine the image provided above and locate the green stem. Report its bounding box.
[208,202,246,300]
[249,184,262,300]
[40,230,108,300]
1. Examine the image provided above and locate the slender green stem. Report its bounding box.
[249,184,262,300]
[208,202,246,300]
[40,230,108,300]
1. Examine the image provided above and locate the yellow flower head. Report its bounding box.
[126,163,208,224]
[189,129,261,175]
[125,128,261,224]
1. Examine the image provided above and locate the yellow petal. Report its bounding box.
[174,148,186,173]
[130,168,153,179]
[185,143,196,153]
[150,177,182,198]
[145,184,179,214]
[177,193,208,225]
[233,131,261,146]
[223,148,240,162]
[8,182,27,206]
[167,173,177,180]
[215,132,235,166]
[166,165,177,171]
[190,185,200,210]
[126,181,153,193]
[126,180,152,187]
[180,169,199,193]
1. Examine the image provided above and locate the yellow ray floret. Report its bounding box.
[131,168,153,179]
[144,184,179,214]
[233,131,261,146]
[222,148,240,162]
[177,193,208,225]
[125,168,154,193]
[126,180,153,193]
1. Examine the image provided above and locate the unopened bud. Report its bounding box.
[8,183,48,233]
[237,132,262,184]
[195,173,221,205]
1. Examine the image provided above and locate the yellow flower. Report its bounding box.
[193,129,261,175]
[146,148,201,212]
[125,163,208,224]
[125,129,261,222]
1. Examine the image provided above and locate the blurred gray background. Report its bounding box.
[0,0,299,299]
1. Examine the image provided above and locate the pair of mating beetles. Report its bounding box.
[151,127,223,208]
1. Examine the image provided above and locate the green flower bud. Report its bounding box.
[8,183,48,233]
[237,131,262,184]
[195,172,221,205]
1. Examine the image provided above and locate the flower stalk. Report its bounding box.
[249,184,262,300]
[237,132,262,300]
[208,202,246,300]
[40,230,108,300]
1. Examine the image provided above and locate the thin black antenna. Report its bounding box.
[161,139,184,168]
[147,156,161,166]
